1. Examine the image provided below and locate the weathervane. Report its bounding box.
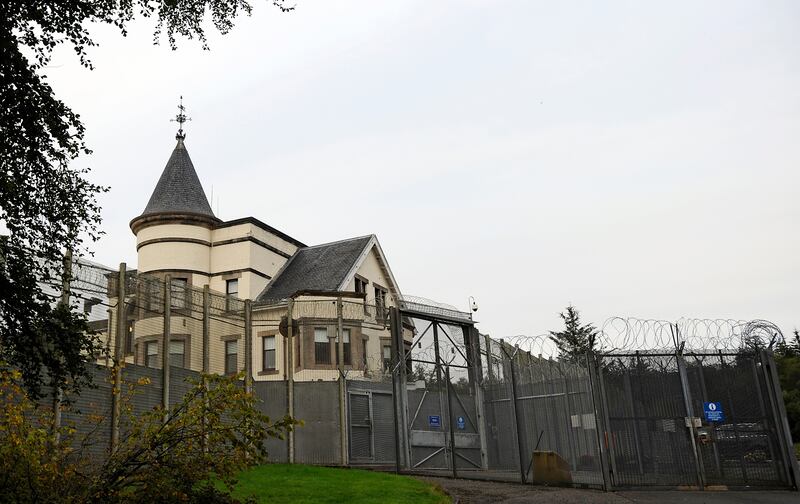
[171,95,191,140]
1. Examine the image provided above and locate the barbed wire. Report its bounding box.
[598,317,785,353]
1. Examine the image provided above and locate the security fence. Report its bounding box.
[32,260,800,491]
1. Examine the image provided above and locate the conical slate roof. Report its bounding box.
[140,139,215,218]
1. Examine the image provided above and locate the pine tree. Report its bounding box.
[549,305,598,363]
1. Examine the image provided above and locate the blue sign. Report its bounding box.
[703,402,725,422]
[457,416,466,430]
[429,415,441,428]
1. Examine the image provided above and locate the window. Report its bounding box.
[314,327,330,364]
[336,328,351,366]
[225,340,238,374]
[374,286,387,319]
[171,278,188,309]
[355,277,368,314]
[382,345,392,372]
[226,279,238,311]
[262,335,276,371]
[124,319,135,355]
[355,277,367,295]
[145,341,159,368]
[169,339,185,368]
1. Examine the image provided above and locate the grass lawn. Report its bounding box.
[229,464,449,504]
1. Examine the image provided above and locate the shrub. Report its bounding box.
[0,367,297,503]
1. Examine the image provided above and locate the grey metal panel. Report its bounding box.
[411,430,481,450]
[372,392,396,463]
[293,381,341,465]
[253,381,289,463]
[349,394,372,459]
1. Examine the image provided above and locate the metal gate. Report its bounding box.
[391,300,485,476]
[347,386,397,465]
[597,350,796,489]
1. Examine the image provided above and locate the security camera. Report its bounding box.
[469,296,478,313]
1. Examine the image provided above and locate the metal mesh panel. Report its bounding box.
[600,354,697,487]
[253,381,289,463]
[685,353,787,487]
[347,380,397,465]
[60,365,114,461]
[349,393,372,459]
[293,381,342,465]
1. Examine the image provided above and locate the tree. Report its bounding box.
[0,1,291,398]
[549,305,598,363]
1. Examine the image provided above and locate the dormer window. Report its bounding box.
[374,285,387,315]
[355,277,368,295]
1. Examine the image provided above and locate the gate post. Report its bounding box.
[468,327,489,470]
[444,364,458,479]
[389,307,404,472]
[389,307,411,471]
[760,349,800,490]
[676,346,705,489]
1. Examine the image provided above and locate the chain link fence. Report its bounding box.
[31,259,799,492]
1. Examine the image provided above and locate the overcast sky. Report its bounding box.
[47,0,799,342]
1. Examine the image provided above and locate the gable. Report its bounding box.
[339,238,402,302]
[256,236,372,301]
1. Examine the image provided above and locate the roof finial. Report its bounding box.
[171,95,191,141]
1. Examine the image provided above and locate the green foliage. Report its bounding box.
[549,305,598,363]
[229,464,449,504]
[0,367,89,503]
[0,368,297,503]
[775,329,800,443]
[1,0,292,399]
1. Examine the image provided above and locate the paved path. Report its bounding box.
[418,477,798,504]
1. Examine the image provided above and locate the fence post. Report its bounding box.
[110,262,126,451]
[760,349,800,490]
[202,286,210,374]
[586,352,612,491]
[201,285,210,454]
[337,297,348,466]
[500,342,527,483]
[287,299,295,464]
[53,249,72,441]
[484,333,494,383]
[244,300,253,394]
[676,347,704,490]
[595,355,618,486]
[162,274,171,421]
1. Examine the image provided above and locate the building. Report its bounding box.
[108,124,413,381]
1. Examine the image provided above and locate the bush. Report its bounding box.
[0,367,297,503]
